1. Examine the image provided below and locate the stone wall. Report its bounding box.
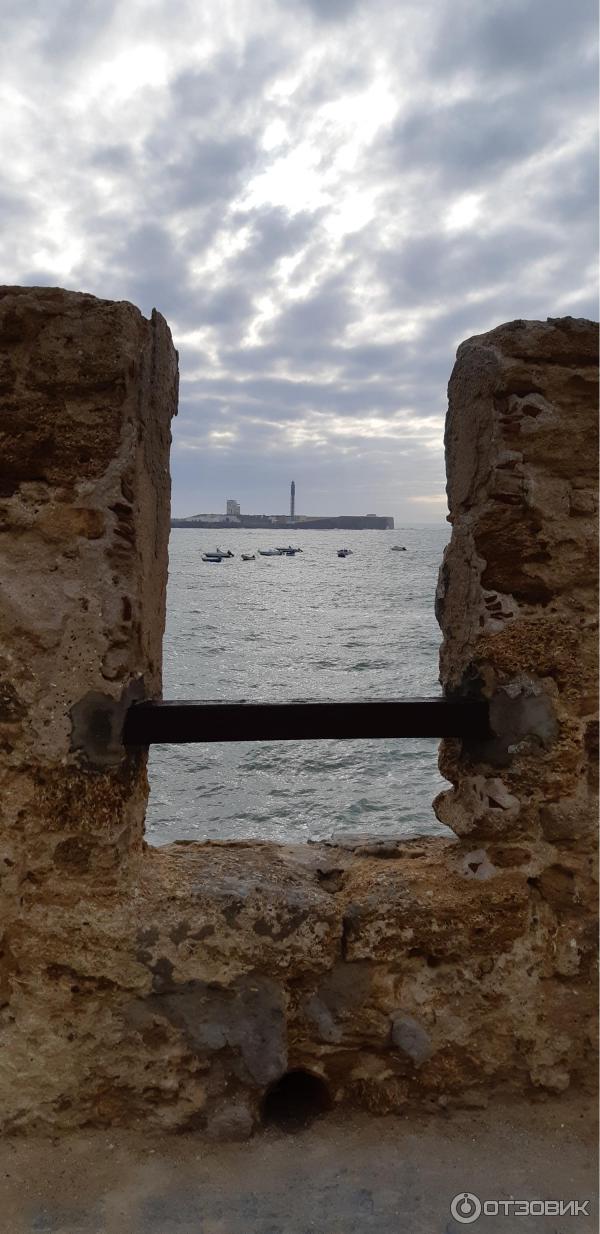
[0,292,596,1134]
[434,316,598,1094]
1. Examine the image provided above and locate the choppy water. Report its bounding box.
[146,525,451,846]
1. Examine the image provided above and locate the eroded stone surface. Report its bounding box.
[2,833,596,1133]
[0,288,179,1119]
[0,287,178,878]
[391,1013,433,1064]
[433,316,598,1099]
[436,317,598,840]
[0,301,596,1137]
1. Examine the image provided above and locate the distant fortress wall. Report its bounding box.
[171,513,395,530]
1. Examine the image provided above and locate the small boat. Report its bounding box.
[390,545,407,552]
[276,545,303,555]
[202,547,234,562]
[241,553,255,561]
[337,548,352,558]
[258,548,283,556]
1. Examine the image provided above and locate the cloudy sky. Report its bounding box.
[1,0,597,522]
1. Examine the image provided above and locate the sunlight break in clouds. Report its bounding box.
[0,0,596,520]
[445,193,483,232]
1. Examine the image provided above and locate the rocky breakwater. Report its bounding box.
[0,295,596,1135]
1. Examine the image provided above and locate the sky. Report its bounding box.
[1,0,597,523]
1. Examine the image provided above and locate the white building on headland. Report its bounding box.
[226,498,241,518]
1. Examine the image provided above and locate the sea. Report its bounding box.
[146,525,452,847]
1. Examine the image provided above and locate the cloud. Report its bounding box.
[387,97,557,191]
[0,0,596,522]
[429,0,597,80]
[283,0,363,22]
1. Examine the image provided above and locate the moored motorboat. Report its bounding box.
[390,545,406,551]
[337,548,352,557]
[241,553,255,561]
[202,547,234,561]
[258,548,283,556]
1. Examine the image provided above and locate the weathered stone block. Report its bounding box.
[436,317,598,859]
[0,287,178,885]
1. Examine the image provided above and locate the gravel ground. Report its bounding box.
[1,1095,596,1234]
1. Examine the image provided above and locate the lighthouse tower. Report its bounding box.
[290,480,295,522]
